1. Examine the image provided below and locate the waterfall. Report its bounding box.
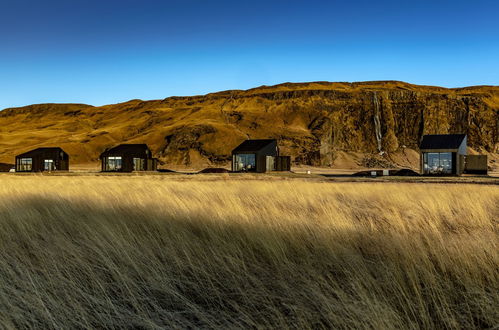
[373,92,382,153]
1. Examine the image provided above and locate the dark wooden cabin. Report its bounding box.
[420,134,467,175]
[231,139,291,173]
[15,147,69,172]
[100,144,158,172]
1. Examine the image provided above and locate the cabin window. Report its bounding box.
[234,154,256,171]
[44,159,55,171]
[423,152,452,174]
[18,158,32,171]
[133,158,145,171]
[105,156,122,171]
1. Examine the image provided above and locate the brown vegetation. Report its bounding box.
[0,176,497,328]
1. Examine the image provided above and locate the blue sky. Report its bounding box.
[0,0,498,109]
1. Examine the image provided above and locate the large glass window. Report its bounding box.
[234,154,256,172]
[423,152,453,174]
[105,156,122,171]
[18,158,32,171]
[44,159,55,171]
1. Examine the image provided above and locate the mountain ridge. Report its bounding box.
[1,81,498,170]
[4,80,498,113]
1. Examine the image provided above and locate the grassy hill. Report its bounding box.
[1,81,497,169]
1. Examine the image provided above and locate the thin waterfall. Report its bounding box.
[373,92,382,152]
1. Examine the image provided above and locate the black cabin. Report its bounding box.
[15,147,69,172]
[420,134,467,175]
[231,139,290,173]
[100,144,158,172]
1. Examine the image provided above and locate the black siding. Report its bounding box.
[100,144,157,172]
[15,148,69,172]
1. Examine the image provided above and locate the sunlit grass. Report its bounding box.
[0,176,497,328]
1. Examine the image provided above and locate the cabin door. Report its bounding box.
[44,159,55,171]
[265,156,275,172]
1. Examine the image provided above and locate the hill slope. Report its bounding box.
[0,81,498,169]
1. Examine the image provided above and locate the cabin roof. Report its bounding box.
[420,134,466,150]
[16,147,66,158]
[100,144,151,157]
[232,139,276,153]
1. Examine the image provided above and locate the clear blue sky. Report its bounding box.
[0,0,498,109]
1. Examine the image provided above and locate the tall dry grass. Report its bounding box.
[0,176,497,329]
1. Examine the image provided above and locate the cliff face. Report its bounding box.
[0,81,497,169]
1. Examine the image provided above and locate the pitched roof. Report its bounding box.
[232,139,276,153]
[16,147,66,158]
[100,144,151,157]
[420,134,466,150]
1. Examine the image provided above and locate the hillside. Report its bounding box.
[0,81,498,170]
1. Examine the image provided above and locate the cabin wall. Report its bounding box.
[122,157,134,172]
[146,159,158,171]
[255,155,267,173]
[275,156,291,171]
[458,136,467,155]
[457,154,465,175]
[256,141,278,159]
[464,155,488,174]
[255,141,278,173]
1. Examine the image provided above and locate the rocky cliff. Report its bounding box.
[0,81,497,169]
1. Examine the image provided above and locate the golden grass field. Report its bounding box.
[0,176,497,328]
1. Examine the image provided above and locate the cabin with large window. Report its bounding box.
[231,139,291,173]
[420,134,467,175]
[100,144,158,172]
[15,147,69,172]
